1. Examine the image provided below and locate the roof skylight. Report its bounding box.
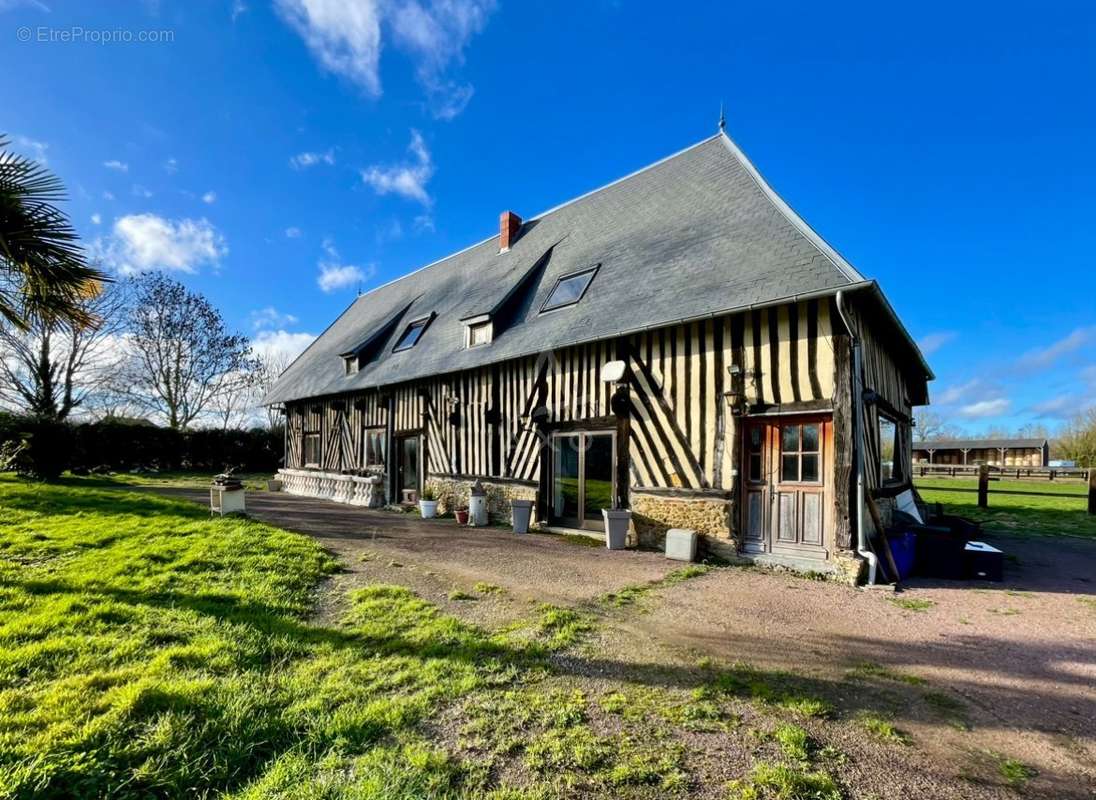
[540,265,599,313]
[393,316,431,352]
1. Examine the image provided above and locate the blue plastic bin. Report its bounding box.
[886,532,917,581]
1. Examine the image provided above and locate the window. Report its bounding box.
[344,356,358,375]
[747,425,764,482]
[302,432,321,467]
[780,423,821,483]
[393,316,431,352]
[363,427,386,468]
[467,320,492,347]
[540,265,599,313]
[878,414,903,484]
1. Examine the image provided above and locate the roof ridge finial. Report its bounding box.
[718,101,726,133]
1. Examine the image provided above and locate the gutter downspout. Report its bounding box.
[836,290,876,585]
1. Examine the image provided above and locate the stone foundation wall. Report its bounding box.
[277,468,385,508]
[630,492,733,552]
[425,476,537,524]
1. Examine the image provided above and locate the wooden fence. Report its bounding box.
[915,464,1096,515]
[914,463,1090,482]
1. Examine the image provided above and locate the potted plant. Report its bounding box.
[601,508,632,550]
[454,507,470,525]
[418,486,439,519]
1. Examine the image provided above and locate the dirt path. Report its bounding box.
[153,488,1096,797]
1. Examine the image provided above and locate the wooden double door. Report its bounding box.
[742,416,832,560]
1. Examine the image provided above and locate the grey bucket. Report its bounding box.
[511,500,534,534]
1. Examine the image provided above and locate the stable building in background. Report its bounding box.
[913,438,1049,467]
[263,127,933,578]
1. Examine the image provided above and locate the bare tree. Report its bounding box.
[121,274,257,430]
[1055,408,1096,466]
[0,280,128,420]
[255,350,292,430]
[913,409,962,441]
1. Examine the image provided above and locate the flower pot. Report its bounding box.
[455,508,469,525]
[267,479,283,492]
[419,499,439,519]
[511,499,534,534]
[602,509,631,550]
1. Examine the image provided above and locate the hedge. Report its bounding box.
[0,413,281,479]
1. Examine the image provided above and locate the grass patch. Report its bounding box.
[535,604,594,650]
[857,713,909,745]
[846,661,926,686]
[448,589,477,601]
[997,756,1037,788]
[727,761,841,800]
[771,723,810,762]
[473,582,505,595]
[561,533,603,548]
[1076,597,1096,611]
[914,477,1096,539]
[709,663,833,719]
[601,565,712,608]
[887,596,934,612]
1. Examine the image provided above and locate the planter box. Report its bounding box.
[419,499,439,519]
[602,509,631,550]
[511,499,534,534]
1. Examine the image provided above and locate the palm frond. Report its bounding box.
[0,134,109,329]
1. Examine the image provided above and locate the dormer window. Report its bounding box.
[540,264,599,313]
[393,314,434,352]
[344,357,358,375]
[462,314,493,348]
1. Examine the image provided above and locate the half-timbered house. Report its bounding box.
[263,127,933,579]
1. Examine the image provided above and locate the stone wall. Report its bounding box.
[425,476,537,525]
[630,492,733,552]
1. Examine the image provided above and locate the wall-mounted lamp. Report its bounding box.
[727,364,742,377]
[723,390,744,417]
[601,359,627,385]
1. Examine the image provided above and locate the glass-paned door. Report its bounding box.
[396,435,420,502]
[551,431,616,531]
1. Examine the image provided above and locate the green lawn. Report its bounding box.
[0,474,1032,797]
[914,477,1095,539]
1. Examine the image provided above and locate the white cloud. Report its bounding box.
[250,306,299,330]
[132,184,153,198]
[1016,327,1096,371]
[252,329,316,363]
[285,226,302,238]
[318,263,368,293]
[917,331,956,357]
[103,159,129,172]
[1030,395,1076,417]
[13,135,49,164]
[957,398,1010,419]
[164,157,178,174]
[94,214,227,276]
[289,149,336,169]
[360,129,433,205]
[90,213,102,225]
[202,190,217,204]
[276,0,383,95]
[231,0,247,20]
[934,378,982,406]
[276,0,494,117]
[316,238,375,293]
[102,191,115,201]
[390,0,495,119]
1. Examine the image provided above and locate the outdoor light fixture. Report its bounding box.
[601,359,626,384]
[727,364,742,377]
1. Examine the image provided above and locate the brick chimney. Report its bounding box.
[499,210,522,252]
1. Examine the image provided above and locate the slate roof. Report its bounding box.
[264,132,931,405]
[914,439,1048,451]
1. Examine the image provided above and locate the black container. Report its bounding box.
[913,526,966,580]
[963,541,1003,582]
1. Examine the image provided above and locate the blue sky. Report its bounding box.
[2,0,1094,433]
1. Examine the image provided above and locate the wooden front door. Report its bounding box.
[742,416,831,560]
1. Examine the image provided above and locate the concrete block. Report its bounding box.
[665,528,697,562]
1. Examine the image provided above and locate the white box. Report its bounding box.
[210,486,246,516]
[665,528,697,562]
